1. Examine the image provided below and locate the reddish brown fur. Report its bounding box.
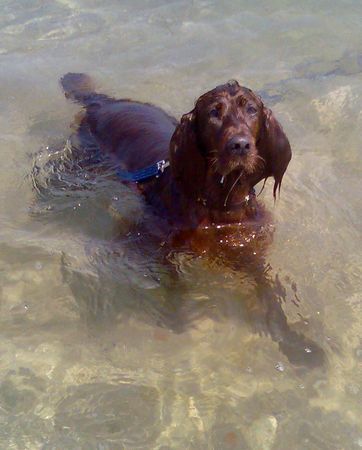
[60,74,291,256]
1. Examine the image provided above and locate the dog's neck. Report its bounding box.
[194,189,260,226]
[155,170,261,227]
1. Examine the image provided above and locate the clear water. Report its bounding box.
[0,0,361,449]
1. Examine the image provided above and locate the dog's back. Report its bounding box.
[60,73,177,171]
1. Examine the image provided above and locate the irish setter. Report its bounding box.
[60,73,326,368]
[60,74,291,252]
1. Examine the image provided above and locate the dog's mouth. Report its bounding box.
[214,152,257,179]
[205,154,258,209]
[219,166,244,185]
[212,146,261,208]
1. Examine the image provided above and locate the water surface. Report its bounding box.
[0,0,361,449]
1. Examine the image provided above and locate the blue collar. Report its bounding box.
[115,159,170,183]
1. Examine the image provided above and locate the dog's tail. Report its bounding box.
[60,73,100,105]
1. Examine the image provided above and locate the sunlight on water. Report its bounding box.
[0,0,361,448]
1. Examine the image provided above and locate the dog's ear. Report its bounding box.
[259,107,292,198]
[169,110,207,199]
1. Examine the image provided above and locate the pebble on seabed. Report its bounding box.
[245,415,278,450]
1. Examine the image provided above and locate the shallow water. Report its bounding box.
[1,0,362,449]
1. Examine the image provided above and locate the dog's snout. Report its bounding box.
[226,136,251,156]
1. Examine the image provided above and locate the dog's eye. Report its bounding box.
[209,105,222,118]
[246,104,257,115]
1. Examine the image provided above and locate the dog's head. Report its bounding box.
[170,80,291,201]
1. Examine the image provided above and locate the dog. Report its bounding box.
[59,73,325,368]
[60,74,291,253]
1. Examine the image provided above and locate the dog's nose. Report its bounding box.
[226,136,251,156]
